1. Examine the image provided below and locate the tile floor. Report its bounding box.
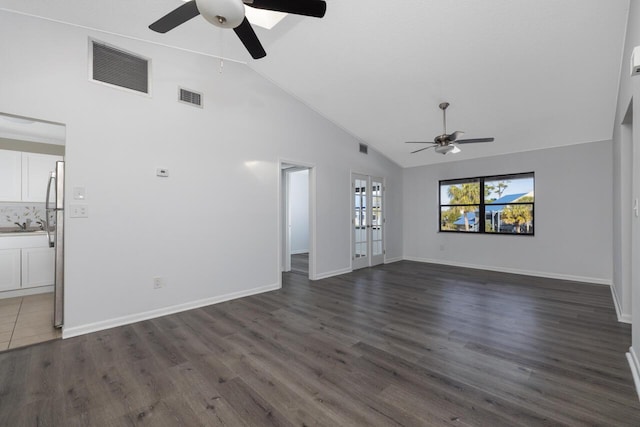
[0,293,61,351]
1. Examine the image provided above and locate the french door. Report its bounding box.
[353,174,384,270]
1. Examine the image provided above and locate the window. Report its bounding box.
[439,172,534,235]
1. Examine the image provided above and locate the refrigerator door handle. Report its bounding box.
[45,172,55,248]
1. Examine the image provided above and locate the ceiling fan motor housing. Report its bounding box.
[196,0,245,28]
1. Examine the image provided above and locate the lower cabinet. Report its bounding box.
[0,249,21,291]
[21,247,55,288]
[0,245,54,293]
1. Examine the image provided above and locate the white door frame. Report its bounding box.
[279,159,316,281]
[351,172,385,270]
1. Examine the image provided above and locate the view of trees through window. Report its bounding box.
[439,173,534,235]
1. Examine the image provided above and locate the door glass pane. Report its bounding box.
[354,178,367,260]
[371,180,383,256]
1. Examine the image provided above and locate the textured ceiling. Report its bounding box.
[0,0,630,166]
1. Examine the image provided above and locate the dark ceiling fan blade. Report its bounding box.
[247,0,327,17]
[447,131,464,142]
[233,17,267,59]
[405,141,432,144]
[149,1,200,33]
[455,137,495,144]
[411,145,436,154]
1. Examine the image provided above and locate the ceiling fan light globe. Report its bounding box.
[434,144,461,155]
[196,0,245,28]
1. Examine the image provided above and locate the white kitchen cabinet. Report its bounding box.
[21,152,63,202]
[0,248,21,292]
[0,150,22,201]
[21,247,55,288]
[0,234,54,297]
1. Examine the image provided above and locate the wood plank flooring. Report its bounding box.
[1,261,639,426]
[290,253,309,275]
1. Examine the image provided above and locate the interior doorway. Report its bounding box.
[352,173,384,270]
[0,112,65,351]
[280,162,314,279]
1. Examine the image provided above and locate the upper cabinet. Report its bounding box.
[0,150,22,201]
[22,152,63,202]
[0,150,62,203]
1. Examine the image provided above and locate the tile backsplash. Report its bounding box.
[0,203,47,228]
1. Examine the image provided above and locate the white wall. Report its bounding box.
[403,141,613,284]
[289,169,309,254]
[0,10,403,336]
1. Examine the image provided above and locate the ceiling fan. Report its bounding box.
[406,102,495,155]
[149,0,327,59]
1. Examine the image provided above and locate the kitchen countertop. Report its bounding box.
[0,227,47,236]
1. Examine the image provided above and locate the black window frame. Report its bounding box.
[439,172,535,236]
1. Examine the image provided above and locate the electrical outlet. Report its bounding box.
[70,204,88,218]
[153,277,164,289]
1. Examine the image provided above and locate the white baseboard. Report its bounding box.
[610,284,632,324]
[0,285,53,300]
[312,267,352,281]
[385,257,403,264]
[290,250,309,255]
[627,347,640,402]
[62,282,280,339]
[403,256,612,286]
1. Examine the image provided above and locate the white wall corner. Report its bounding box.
[384,256,403,264]
[627,347,640,401]
[610,283,633,323]
[62,282,280,339]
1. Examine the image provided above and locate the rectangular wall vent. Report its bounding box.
[359,143,368,154]
[92,41,149,94]
[179,88,203,107]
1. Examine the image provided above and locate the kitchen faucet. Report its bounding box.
[14,219,32,230]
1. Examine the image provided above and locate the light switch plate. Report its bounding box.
[73,186,86,200]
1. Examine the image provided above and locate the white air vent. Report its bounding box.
[179,88,203,107]
[359,143,368,154]
[91,41,149,94]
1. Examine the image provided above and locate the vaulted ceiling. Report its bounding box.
[0,0,630,167]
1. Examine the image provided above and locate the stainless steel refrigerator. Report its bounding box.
[45,161,64,328]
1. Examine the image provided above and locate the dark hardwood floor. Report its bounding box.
[291,253,309,275]
[1,261,639,426]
